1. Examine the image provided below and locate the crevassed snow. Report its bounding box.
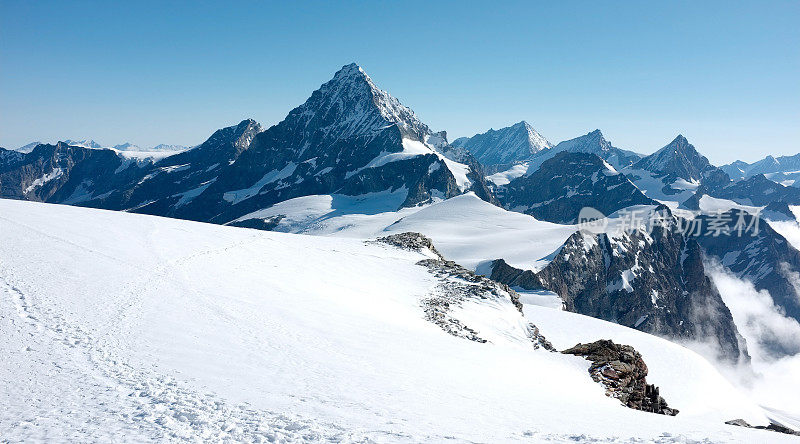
[0,199,789,442]
[222,162,297,204]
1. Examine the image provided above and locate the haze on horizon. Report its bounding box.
[1,0,798,164]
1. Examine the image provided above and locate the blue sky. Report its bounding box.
[1,1,798,163]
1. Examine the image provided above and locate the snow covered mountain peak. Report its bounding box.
[556,129,612,154]
[112,142,140,151]
[295,63,431,142]
[16,141,43,153]
[63,139,103,149]
[635,134,709,180]
[451,120,552,167]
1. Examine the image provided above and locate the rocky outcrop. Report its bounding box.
[725,419,800,436]
[374,232,444,260]
[762,201,797,222]
[562,340,678,416]
[375,232,554,350]
[0,142,151,203]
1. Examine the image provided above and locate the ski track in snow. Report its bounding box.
[1,203,795,443]
[0,224,369,443]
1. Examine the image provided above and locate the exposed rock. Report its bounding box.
[725,418,800,436]
[526,129,643,172]
[1,64,495,225]
[375,232,554,350]
[562,340,678,416]
[633,135,731,191]
[712,174,800,206]
[694,210,800,346]
[451,121,552,167]
[722,153,800,188]
[374,232,444,260]
[501,151,655,224]
[762,201,797,222]
[228,214,285,231]
[489,206,749,364]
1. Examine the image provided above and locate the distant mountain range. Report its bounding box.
[722,154,800,187]
[14,139,190,154]
[2,62,800,365]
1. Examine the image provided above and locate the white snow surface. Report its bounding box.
[0,199,788,442]
[487,162,529,186]
[234,192,578,271]
[623,168,696,209]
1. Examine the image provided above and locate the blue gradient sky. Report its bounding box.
[1,1,798,163]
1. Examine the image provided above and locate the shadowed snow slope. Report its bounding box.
[0,199,789,442]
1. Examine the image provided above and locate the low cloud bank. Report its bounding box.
[699,260,800,414]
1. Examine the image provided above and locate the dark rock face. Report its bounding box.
[722,153,800,188]
[500,152,655,224]
[439,147,499,205]
[1,64,494,225]
[712,174,800,206]
[633,135,731,191]
[762,201,797,222]
[0,142,150,204]
[93,119,263,216]
[154,64,472,223]
[694,210,800,333]
[490,207,748,363]
[725,419,800,436]
[562,340,678,416]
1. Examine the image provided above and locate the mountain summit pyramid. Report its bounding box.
[452,121,552,167]
[0,63,492,224]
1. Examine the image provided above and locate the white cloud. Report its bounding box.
[702,259,800,412]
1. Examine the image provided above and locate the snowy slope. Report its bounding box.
[0,199,788,442]
[232,192,579,271]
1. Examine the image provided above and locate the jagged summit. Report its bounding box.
[451,120,552,166]
[552,129,613,155]
[634,135,711,181]
[334,62,362,75]
[199,118,262,154]
[293,63,430,142]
